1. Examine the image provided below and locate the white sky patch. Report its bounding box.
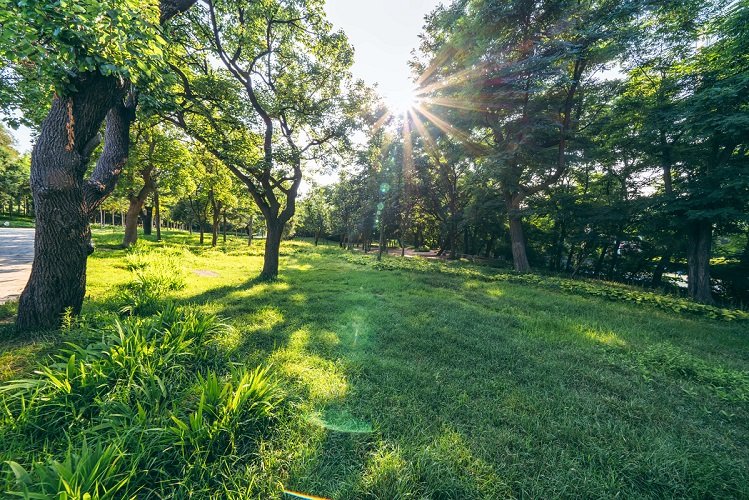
[324,0,443,112]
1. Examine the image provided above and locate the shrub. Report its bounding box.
[6,440,137,499]
[118,248,186,316]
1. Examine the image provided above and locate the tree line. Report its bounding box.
[295,0,749,307]
[0,0,747,331]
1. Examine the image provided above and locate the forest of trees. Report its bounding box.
[298,0,749,307]
[0,0,747,330]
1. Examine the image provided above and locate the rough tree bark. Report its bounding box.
[262,219,284,279]
[17,77,131,331]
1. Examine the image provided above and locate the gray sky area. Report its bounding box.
[5,0,443,154]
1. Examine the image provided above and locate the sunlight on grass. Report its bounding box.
[232,281,291,299]
[272,327,349,403]
[4,235,747,498]
[580,326,628,347]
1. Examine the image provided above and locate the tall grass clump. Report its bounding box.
[119,244,187,316]
[0,306,284,497]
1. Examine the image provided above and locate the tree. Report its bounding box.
[0,0,196,330]
[413,0,641,272]
[170,0,362,278]
[119,120,192,246]
[0,125,30,215]
[296,185,333,246]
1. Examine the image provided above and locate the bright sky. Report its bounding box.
[324,0,442,112]
[5,0,442,154]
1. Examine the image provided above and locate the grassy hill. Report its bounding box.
[1,231,747,498]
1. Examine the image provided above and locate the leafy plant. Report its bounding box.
[6,440,137,499]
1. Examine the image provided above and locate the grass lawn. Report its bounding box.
[0,214,34,228]
[1,229,748,498]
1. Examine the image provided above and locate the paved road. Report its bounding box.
[0,228,34,304]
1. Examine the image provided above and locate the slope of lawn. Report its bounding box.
[1,229,748,498]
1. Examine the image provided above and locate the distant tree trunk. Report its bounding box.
[314,227,320,246]
[248,214,254,246]
[142,206,153,236]
[377,227,386,261]
[199,219,205,245]
[506,194,530,273]
[686,220,714,304]
[154,188,161,241]
[123,172,154,247]
[222,211,227,243]
[211,212,219,247]
[651,252,671,288]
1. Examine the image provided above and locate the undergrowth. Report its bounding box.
[0,248,285,498]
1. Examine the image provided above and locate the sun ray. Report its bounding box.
[402,114,414,180]
[372,109,393,132]
[413,105,471,145]
[420,95,499,113]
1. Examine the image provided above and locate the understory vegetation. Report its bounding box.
[1,231,747,498]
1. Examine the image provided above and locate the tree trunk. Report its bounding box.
[199,219,205,245]
[211,209,220,247]
[262,219,284,279]
[16,184,92,330]
[16,75,126,331]
[142,206,153,236]
[222,211,227,243]
[248,214,254,246]
[651,252,671,288]
[506,195,530,273]
[377,226,386,261]
[154,188,161,241]
[123,197,142,247]
[687,220,714,304]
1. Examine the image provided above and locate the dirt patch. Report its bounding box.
[193,270,220,277]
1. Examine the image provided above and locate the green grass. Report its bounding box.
[1,231,748,498]
[0,214,34,228]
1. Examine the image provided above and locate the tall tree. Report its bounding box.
[414,0,641,272]
[170,0,362,278]
[0,0,196,330]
